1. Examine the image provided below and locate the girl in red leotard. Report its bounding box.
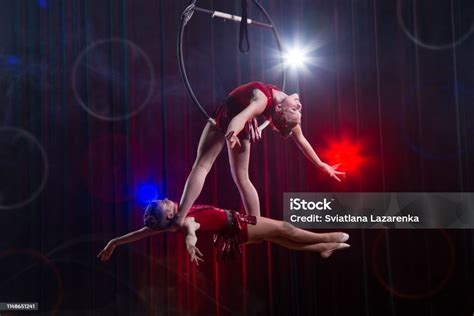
[98,199,350,265]
[174,81,345,228]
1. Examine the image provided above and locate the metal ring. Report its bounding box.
[177,0,286,123]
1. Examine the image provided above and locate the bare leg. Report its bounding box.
[247,217,349,244]
[227,139,261,216]
[178,123,225,220]
[269,237,349,259]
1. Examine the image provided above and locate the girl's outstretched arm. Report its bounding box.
[291,124,345,182]
[97,227,170,262]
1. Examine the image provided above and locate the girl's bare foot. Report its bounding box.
[320,242,350,259]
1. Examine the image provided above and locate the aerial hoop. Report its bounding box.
[177,0,286,129]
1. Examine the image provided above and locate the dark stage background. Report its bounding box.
[0,0,473,315]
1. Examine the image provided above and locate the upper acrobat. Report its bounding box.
[174,81,346,227]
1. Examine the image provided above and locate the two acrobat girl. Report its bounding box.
[98,82,348,264]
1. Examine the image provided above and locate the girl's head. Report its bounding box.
[143,198,177,229]
[271,93,302,137]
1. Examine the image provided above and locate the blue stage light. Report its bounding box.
[37,0,47,8]
[7,55,20,65]
[137,183,160,204]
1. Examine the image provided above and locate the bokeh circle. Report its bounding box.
[397,0,474,50]
[0,127,49,210]
[72,38,155,121]
[371,230,455,299]
[0,248,63,315]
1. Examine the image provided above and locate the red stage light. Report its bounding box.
[320,138,367,175]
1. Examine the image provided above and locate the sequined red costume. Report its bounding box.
[213,81,280,138]
[187,205,257,260]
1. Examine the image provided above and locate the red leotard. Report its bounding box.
[186,205,232,234]
[186,205,257,260]
[213,81,280,138]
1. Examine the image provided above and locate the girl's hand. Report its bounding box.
[321,163,346,182]
[247,118,261,143]
[225,131,241,149]
[97,240,117,262]
[187,244,204,266]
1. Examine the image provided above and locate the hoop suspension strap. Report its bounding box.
[239,0,250,53]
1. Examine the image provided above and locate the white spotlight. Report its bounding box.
[283,48,309,69]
